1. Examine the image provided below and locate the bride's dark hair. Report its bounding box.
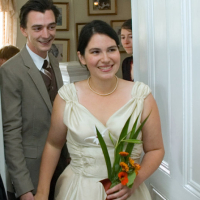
[77,20,120,56]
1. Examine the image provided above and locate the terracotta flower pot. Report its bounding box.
[99,178,112,200]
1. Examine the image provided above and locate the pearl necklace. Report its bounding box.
[87,76,119,96]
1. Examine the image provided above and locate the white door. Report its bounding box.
[131,0,200,199]
[0,90,6,190]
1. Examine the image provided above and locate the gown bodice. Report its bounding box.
[55,81,152,200]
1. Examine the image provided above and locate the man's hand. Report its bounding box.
[20,192,34,200]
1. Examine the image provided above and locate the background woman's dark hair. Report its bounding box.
[77,20,120,56]
[121,19,132,31]
[20,0,60,29]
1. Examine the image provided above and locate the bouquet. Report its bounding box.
[96,113,150,193]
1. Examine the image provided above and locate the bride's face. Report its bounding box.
[78,33,120,80]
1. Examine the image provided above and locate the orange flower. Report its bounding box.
[118,172,128,185]
[129,157,135,167]
[120,162,129,172]
[133,163,141,175]
[119,152,129,156]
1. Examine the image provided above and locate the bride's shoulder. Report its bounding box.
[73,79,88,92]
[118,78,133,85]
[132,81,151,98]
[58,83,77,101]
[118,79,136,90]
[118,79,151,98]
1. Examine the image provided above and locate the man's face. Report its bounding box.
[20,10,56,58]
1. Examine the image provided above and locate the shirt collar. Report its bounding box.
[26,44,50,71]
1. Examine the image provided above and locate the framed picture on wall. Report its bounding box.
[76,23,88,47]
[50,39,70,62]
[111,20,126,52]
[88,0,117,16]
[53,2,69,31]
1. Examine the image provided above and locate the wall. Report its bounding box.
[16,0,132,78]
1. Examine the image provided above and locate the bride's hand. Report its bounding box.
[106,183,135,200]
[34,193,48,200]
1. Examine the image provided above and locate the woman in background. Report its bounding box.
[120,19,133,81]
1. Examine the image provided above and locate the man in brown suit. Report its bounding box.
[0,0,69,200]
[0,174,7,200]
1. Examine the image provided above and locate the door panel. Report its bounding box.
[0,90,6,190]
[131,0,200,199]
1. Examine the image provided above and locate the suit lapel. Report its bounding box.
[20,47,52,113]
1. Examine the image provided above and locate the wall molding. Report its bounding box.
[150,184,168,200]
[182,0,200,197]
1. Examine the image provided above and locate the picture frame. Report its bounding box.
[53,2,69,31]
[110,20,127,52]
[88,0,117,16]
[76,23,88,47]
[50,39,70,62]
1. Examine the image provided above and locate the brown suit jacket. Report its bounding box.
[0,174,7,200]
[0,46,68,198]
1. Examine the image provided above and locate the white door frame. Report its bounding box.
[0,89,7,191]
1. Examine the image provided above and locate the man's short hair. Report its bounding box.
[19,0,60,28]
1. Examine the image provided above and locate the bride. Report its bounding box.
[35,20,164,200]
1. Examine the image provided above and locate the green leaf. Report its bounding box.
[109,132,116,147]
[127,172,136,188]
[125,112,151,155]
[112,116,131,176]
[110,180,120,188]
[122,139,143,144]
[118,116,131,142]
[114,163,120,171]
[96,127,112,180]
[125,114,140,155]
[112,164,120,179]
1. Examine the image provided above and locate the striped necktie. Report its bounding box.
[42,60,52,80]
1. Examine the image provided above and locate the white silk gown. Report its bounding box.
[54,81,152,200]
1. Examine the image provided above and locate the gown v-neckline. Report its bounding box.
[72,82,136,127]
[55,81,152,200]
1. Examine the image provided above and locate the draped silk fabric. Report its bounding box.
[55,81,152,200]
[0,0,17,46]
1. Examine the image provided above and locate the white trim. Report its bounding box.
[182,0,200,197]
[159,161,170,175]
[0,89,7,191]
[150,184,168,200]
